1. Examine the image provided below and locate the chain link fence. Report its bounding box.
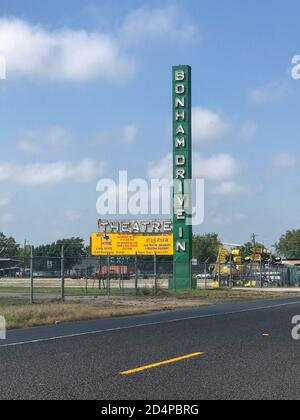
[192,262,300,289]
[0,254,299,302]
[0,254,174,301]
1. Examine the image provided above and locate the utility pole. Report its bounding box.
[252,233,257,251]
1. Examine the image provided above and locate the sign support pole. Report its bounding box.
[154,253,157,293]
[135,253,138,295]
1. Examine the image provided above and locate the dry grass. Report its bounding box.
[1,298,208,330]
[1,289,300,330]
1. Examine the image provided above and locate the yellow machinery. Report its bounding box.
[212,246,273,285]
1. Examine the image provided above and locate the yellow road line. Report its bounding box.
[262,333,270,337]
[120,352,204,375]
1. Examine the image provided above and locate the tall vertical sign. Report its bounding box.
[173,65,193,289]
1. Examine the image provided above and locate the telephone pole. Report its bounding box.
[252,234,257,250]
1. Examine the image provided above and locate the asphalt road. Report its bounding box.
[0,296,300,400]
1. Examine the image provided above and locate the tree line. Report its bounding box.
[1,229,300,267]
[192,230,300,263]
[0,233,87,273]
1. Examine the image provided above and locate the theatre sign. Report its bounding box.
[90,66,193,289]
[98,220,173,234]
[173,65,193,289]
[91,220,174,256]
[91,232,173,256]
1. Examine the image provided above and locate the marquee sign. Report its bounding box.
[173,65,193,289]
[98,220,173,234]
[91,232,173,256]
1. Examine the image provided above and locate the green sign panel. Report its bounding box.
[172,65,193,289]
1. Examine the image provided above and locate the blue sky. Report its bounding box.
[0,0,300,248]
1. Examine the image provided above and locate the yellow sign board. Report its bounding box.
[91,233,174,256]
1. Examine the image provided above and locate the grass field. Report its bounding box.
[1,288,300,330]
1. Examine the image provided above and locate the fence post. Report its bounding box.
[85,254,89,296]
[154,254,157,294]
[135,253,138,295]
[229,254,233,288]
[61,245,65,301]
[260,261,263,288]
[107,255,111,296]
[174,257,177,292]
[30,246,34,304]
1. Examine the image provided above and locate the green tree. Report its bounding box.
[0,232,20,257]
[0,233,20,276]
[275,230,300,259]
[192,233,222,263]
[238,242,265,259]
[34,238,86,273]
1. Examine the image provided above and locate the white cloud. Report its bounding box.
[0,192,11,207]
[240,121,257,142]
[0,8,199,83]
[249,81,290,104]
[213,181,246,196]
[193,153,239,181]
[0,54,6,79]
[122,124,138,145]
[148,153,239,181]
[0,159,106,186]
[192,108,228,144]
[121,6,199,46]
[0,17,134,82]
[17,127,71,154]
[273,152,297,169]
[148,154,172,180]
